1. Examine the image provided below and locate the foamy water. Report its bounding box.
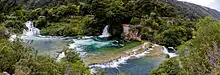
[89,43,178,74]
[21,21,68,60]
[89,43,153,74]
[163,46,178,58]
[68,37,114,58]
[18,21,178,74]
[22,21,40,37]
[9,34,17,42]
[99,25,111,38]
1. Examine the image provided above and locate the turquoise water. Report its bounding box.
[69,37,121,57]
[23,36,164,75]
[22,36,72,57]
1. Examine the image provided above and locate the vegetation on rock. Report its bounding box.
[151,17,220,75]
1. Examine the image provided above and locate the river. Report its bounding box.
[20,21,168,75]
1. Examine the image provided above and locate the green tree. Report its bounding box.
[150,58,182,75]
[152,17,220,75]
[13,9,28,21]
[178,17,220,74]
[0,39,31,74]
[156,26,187,47]
[30,8,44,19]
[89,0,127,38]
[4,20,26,34]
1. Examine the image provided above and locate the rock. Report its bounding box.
[0,71,10,75]
[124,26,141,41]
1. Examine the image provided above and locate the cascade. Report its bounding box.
[89,43,179,74]
[89,49,151,74]
[163,46,178,58]
[99,25,111,38]
[89,42,154,74]
[21,21,68,61]
[22,21,40,36]
[68,38,114,58]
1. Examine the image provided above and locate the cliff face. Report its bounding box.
[124,26,141,41]
[161,0,220,20]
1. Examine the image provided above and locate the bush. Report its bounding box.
[150,58,181,75]
[0,36,89,74]
[4,20,26,34]
[156,26,187,47]
[165,54,170,58]
[13,9,28,21]
[0,38,31,74]
[0,24,8,38]
[34,17,48,29]
[41,16,91,36]
[130,17,141,25]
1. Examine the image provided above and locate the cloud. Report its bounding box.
[211,0,220,11]
[178,0,220,11]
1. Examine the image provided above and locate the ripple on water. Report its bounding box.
[103,56,164,75]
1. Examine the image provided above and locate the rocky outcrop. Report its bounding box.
[124,26,141,41]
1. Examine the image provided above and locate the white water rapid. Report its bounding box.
[89,42,153,74]
[99,25,111,38]
[89,43,179,74]
[22,21,40,37]
[21,21,67,62]
[68,36,114,58]
[163,46,178,58]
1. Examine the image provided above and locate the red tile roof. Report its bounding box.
[122,24,129,26]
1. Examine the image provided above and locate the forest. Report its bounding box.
[0,0,220,75]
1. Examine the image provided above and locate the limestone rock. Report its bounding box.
[123,25,141,41]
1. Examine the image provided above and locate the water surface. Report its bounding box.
[103,56,164,75]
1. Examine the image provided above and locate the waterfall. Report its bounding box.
[99,25,110,38]
[68,38,114,58]
[163,46,178,58]
[89,43,179,74]
[22,21,40,36]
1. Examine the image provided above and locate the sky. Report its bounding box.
[178,0,220,11]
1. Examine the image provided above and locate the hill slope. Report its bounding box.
[5,0,220,20]
[161,0,220,20]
